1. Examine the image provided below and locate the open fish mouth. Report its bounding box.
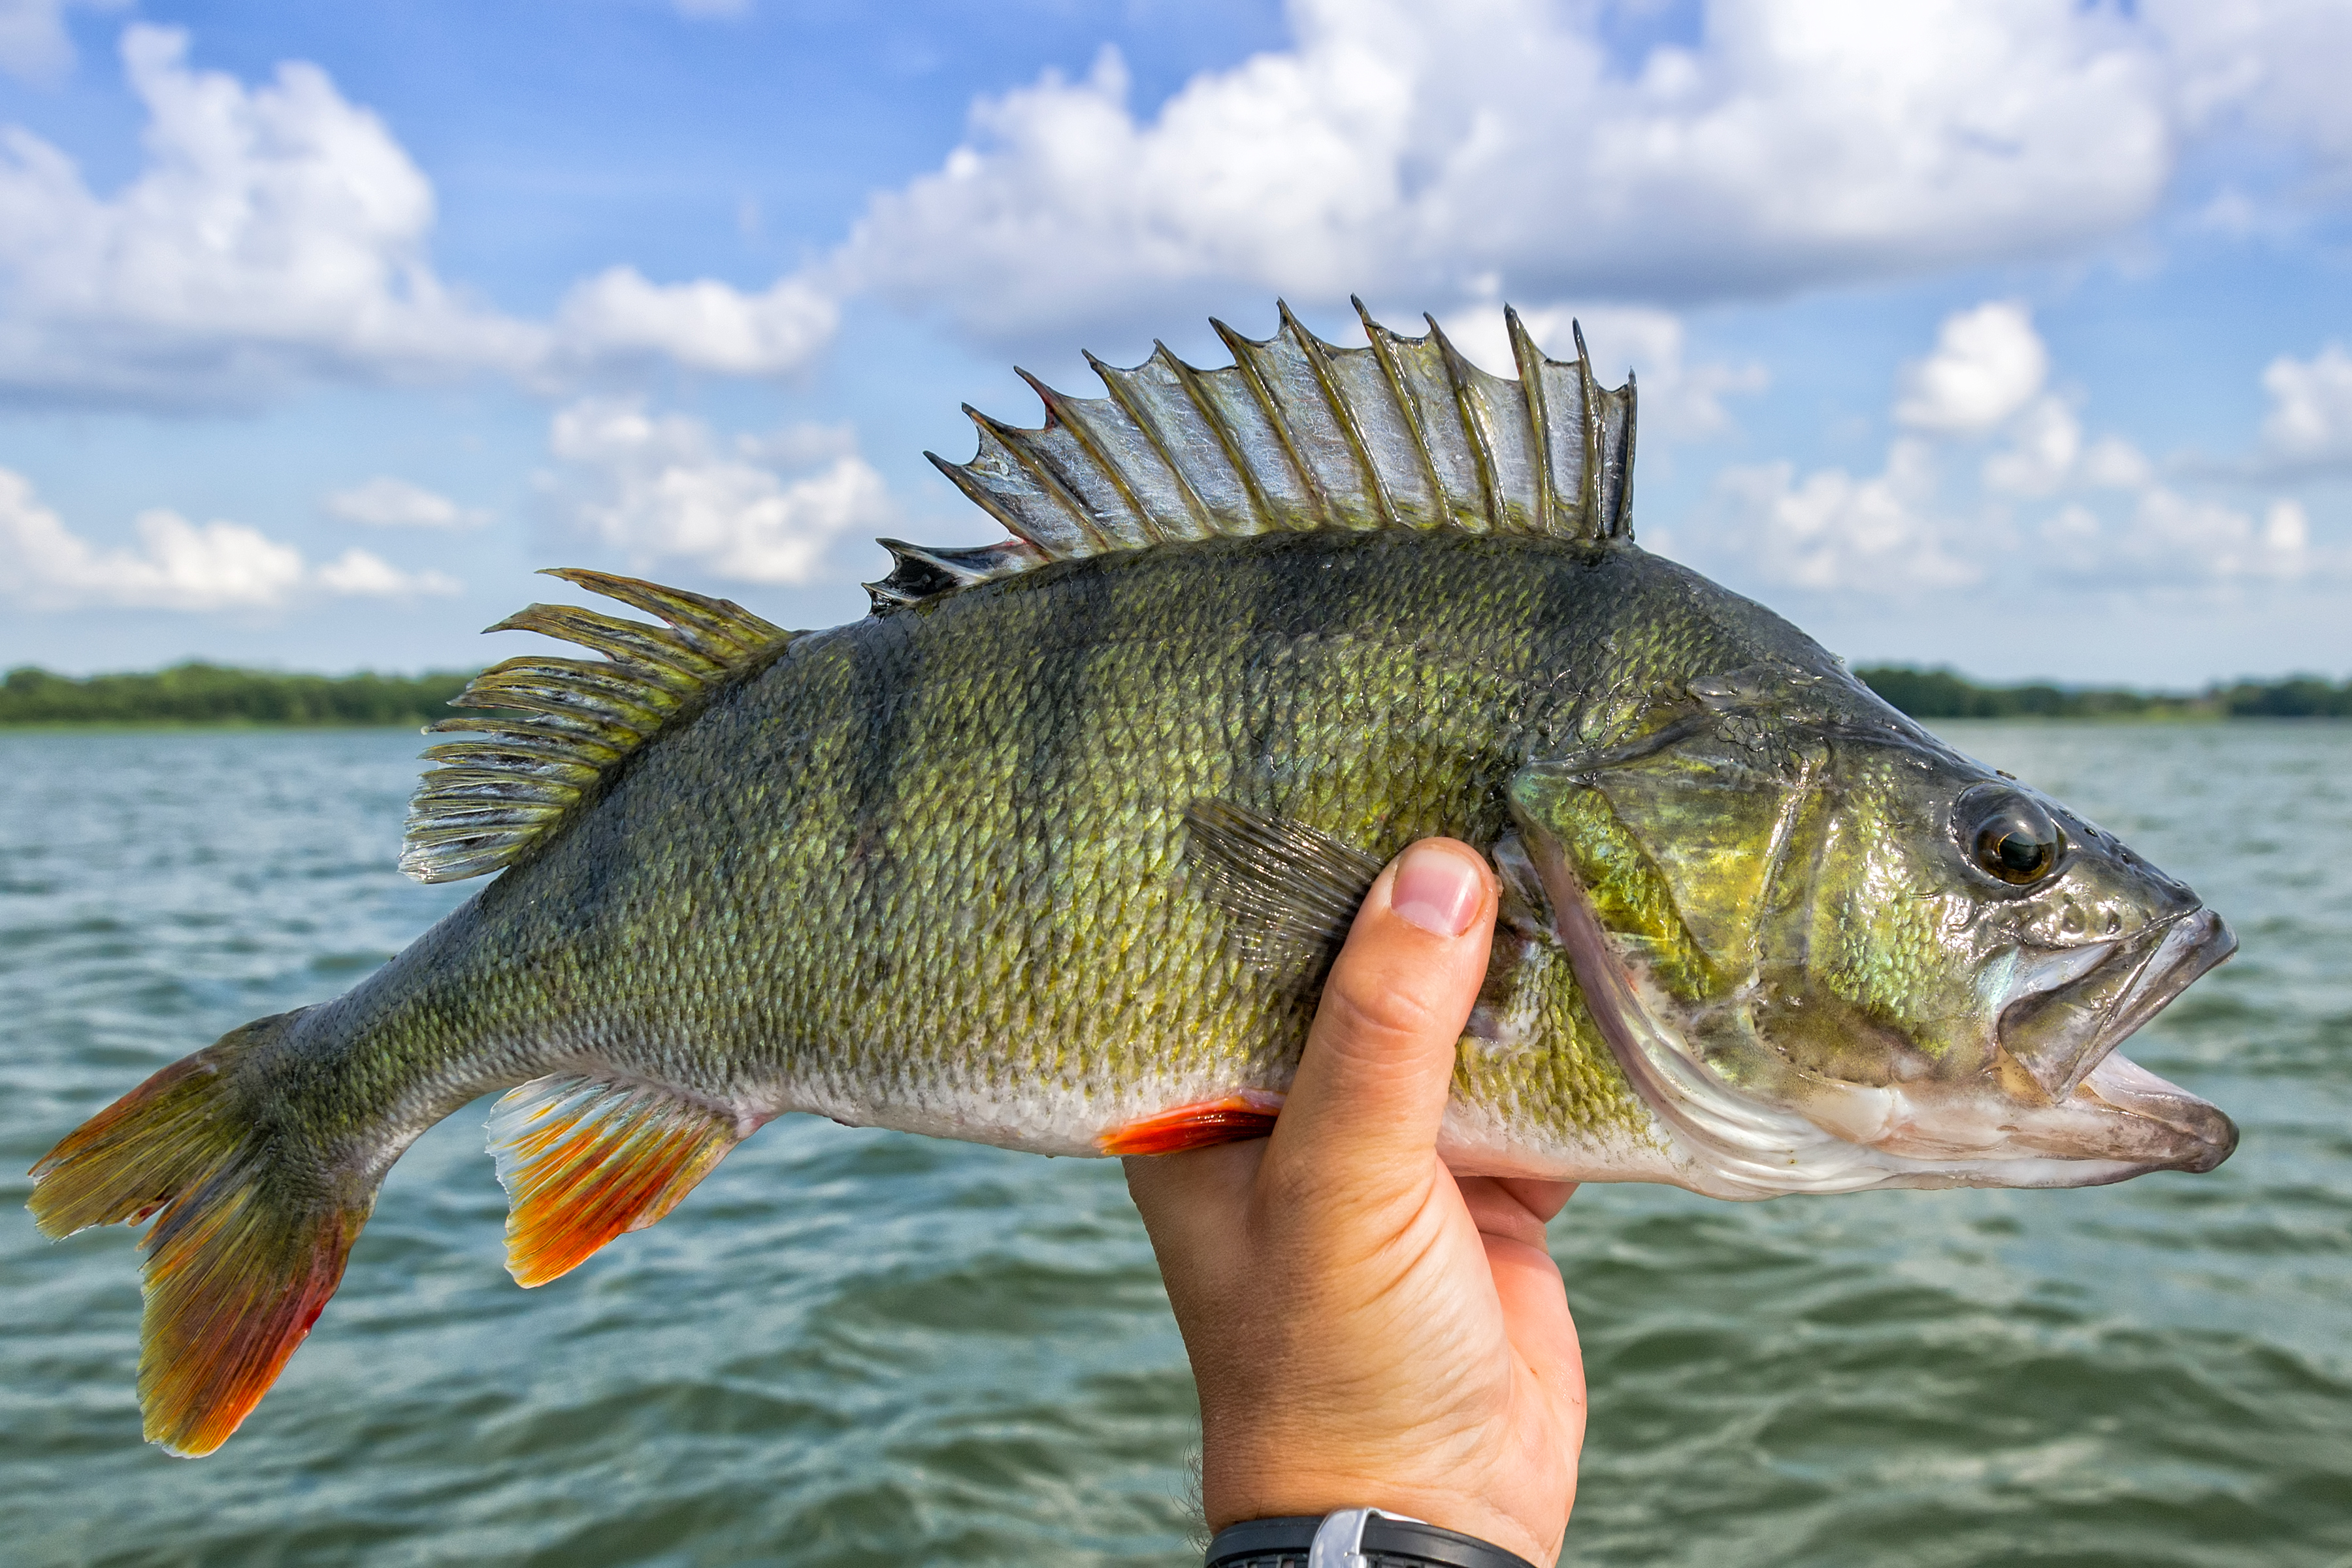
[1997,909,2239,1105]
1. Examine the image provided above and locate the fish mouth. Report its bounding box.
[1808,905,2240,1186]
[1806,906,2240,1186]
[1978,906,2241,1178]
[1996,909,2238,1105]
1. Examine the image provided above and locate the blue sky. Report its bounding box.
[1,0,2348,685]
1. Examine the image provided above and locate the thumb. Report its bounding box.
[1267,838,1497,1186]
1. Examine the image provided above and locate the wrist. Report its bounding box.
[1203,1474,1556,1568]
[1200,1422,1560,1566]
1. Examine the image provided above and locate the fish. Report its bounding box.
[29,301,2239,1458]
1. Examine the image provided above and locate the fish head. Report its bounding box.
[1508,684,2238,1196]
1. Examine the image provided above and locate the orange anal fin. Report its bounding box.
[487,1073,746,1288]
[1099,1093,1285,1156]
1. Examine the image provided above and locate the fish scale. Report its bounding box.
[27,303,2238,1460]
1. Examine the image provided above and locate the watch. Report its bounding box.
[1205,1508,1539,1568]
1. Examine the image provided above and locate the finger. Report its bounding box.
[1457,1177,1558,1249]
[1482,1230,1582,1419]
[1268,840,1496,1184]
[1494,1177,1576,1226]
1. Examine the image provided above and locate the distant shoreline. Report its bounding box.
[1,664,484,728]
[1854,666,2352,721]
[3,661,2348,727]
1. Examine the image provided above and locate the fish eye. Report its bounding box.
[1955,786,2065,887]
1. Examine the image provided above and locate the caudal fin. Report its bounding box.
[28,1009,370,1457]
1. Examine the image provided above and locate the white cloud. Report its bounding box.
[1839,300,2306,595]
[553,267,836,377]
[1701,299,2326,597]
[1714,438,1978,594]
[312,546,461,598]
[2259,344,2352,468]
[18,6,2352,410]
[2051,489,2314,583]
[0,26,533,399]
[0,26,835,402]
[834,0,2174,340]
[1982,395,2151,495]
[0,0,69,82]
[544,401,891,585]
[2041,491,2333,587]
[0,465,456,609]
[0,0,121,85]
[2080,434,2156,491]
[1895,302,2049,434]
[1981,396,2080,495]
[19,5,2352,412]
[2264,497,2311,555]
[5,499,306,610]
[2148,0,2352,177]
[322,476,489,530]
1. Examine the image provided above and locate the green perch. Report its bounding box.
[30,301,2237,1458]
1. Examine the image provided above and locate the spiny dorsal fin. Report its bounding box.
[873,300,1637,612]
[400,568,794,884]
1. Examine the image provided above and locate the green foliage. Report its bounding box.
[2212,676,2352,718]
[0,664,482,727]
[1856,666,2352,722]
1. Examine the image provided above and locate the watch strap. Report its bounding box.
[1205,1511,1538,1568]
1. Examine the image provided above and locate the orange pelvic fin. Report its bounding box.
[1099,1092,1286,1156]
[487,1073,747,1288]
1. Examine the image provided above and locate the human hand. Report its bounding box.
[1125,839,1584,1567]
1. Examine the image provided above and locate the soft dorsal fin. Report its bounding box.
[868,299,1637,611]
[400,568,795,884]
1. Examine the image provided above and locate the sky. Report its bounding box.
[0,0,2348,687]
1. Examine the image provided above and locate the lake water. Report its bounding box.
[3,723,2347,1567]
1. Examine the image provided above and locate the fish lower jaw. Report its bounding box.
[1635,1041,2240,1198]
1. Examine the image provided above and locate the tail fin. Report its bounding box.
[27,1009,370,1457]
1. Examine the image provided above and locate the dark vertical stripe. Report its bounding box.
[1232,533,1318,821]
[841,610,926,1009]
[845,613,922,838]
[1526,542,1609,762]
[1014,561,1117,982]
[1017,566,1113,817]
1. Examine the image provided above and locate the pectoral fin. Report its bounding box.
[1181,799,1383,983]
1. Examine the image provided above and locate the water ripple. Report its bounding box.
[4,723,2348,1565]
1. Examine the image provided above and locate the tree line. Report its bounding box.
[1854,666,2352,720]
[0,664,482,726]
[3,660,2347,726]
